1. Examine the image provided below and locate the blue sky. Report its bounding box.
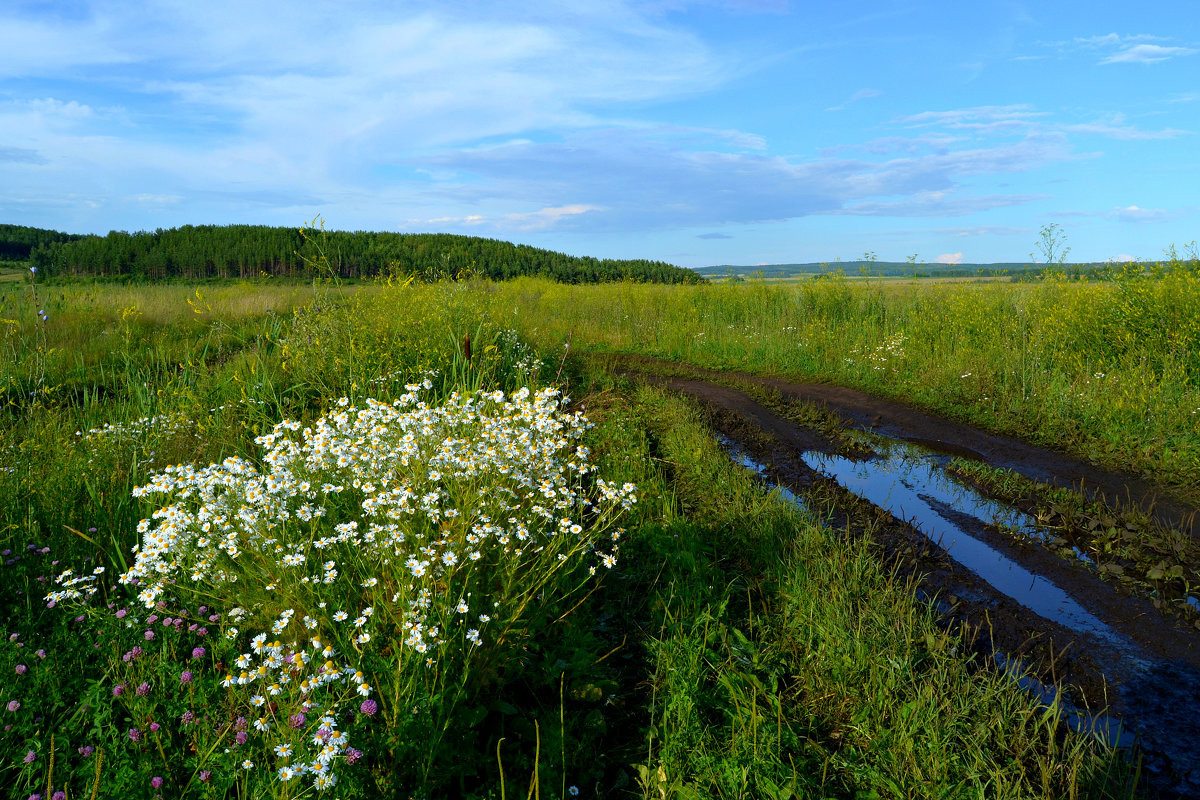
[1,1,1196,267]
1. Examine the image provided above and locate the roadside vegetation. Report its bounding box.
[482,250,1200,502]
[4,241,1195,797]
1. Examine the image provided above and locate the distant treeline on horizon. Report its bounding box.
[694,260,1122,280]
[0,223,703,285]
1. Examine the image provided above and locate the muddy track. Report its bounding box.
[609,357,1200,798]
[613,354,1199,538]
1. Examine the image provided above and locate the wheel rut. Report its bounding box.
[608,356,1200,799]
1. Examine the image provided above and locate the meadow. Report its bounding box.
[3,256,1198,798]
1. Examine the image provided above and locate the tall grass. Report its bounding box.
[481,263,1200,500]
[0,273,1156,797]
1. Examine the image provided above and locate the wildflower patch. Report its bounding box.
[47,382,635,792]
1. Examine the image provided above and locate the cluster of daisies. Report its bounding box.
[50,382,636,790]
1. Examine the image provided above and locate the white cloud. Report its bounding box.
[897,106,1189,144]
[0,3,1188,250]
[895,105,1048,135]
[1073,33,1161,47]
[1101,44,1196,64]
[424,127,1070,229]
[1061,118,1190,140]
[402,204,603,232]
[1111,205,1168,222]
[1052,205,1174,224]
[835,192,1047,218]
[935,252,963,264]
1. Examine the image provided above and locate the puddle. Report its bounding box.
[800,437,1126,644]
[993,652,1136,750]
[719,435,807,509]
[688,377,1200,796]
[716,432,1200,792]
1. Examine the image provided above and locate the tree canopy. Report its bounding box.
[8,224,703,284]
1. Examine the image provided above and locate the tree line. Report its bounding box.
[0,224,86,261]
[7,224,703,284]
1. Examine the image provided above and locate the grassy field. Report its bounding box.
[491,266,1200,502]
[4,265,1194,797]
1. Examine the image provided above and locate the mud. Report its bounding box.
[616,355,1199,538]
[613,359,1200,798]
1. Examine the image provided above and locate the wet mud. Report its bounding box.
[612,358,1200,798]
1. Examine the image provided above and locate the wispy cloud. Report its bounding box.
[1073,33,1161,47]
[1035,33,1195,65]
[2,1,1194,261]
[1101,43,1196,64]
[935,252,963,264]
[932,225,1028,237]
[827,88,881,112]
[1110,205,1169,222]
[833,191,1048,218]
[895,105,1047,134]
[0,146,45,164]
[1061,114,1190,139]
[423,127,1070,230]
[898,105,1187,143]
[1056,33,1195,64]
[1054,205,1174,223]
[403,204,604,232]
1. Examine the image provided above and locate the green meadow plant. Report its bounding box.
[44,380,636,795]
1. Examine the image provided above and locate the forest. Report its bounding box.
[6,223,703,284]
[0,223,85,262]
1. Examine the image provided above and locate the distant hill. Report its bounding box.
[7,224,702,285]
[695,260,1112,279]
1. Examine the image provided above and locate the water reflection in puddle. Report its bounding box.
[719,435,807,509]
[715,428,1200,792]
[800,438,1124,644]
[993,653,1137,750]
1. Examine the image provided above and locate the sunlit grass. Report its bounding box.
[0,269,1178,797]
